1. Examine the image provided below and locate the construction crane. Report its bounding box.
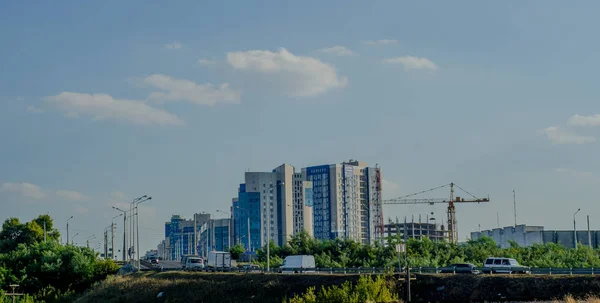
[383,182,490,243]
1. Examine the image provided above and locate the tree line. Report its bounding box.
[0,215,119,303]
[251,231,600,269]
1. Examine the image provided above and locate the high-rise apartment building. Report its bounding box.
[303,160,383,244]
[233,163,314,251]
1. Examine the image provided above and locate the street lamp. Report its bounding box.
[72,233,79,245]
[202,211,214,258]
[129,195,147,264]
[66,216,74,245]
[112,207,130,262]
[111,214,123,259]
[574,208,581,249]
[86,235,96,249]
[135,196,152,269]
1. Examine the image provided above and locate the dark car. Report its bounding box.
[439,263,480,274]
[150,257,159,264]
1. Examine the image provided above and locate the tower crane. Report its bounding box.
[383,182,489,243]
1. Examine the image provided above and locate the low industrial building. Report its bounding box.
[470,224,600,249]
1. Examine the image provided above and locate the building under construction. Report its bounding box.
[384,216,446,242]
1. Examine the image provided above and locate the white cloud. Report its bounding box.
[145,74,241,106]
[26,105,44,113]
[56,190,88,201]
[198,59,217,66]
[383,56,438,71]
[227,48,348,97]
[318,46,356,56]
[542,126,596,144]
[568,114,600,127]
[165,42,183,50]
[1,182,45,199]
[46,92,184,126]
[362,39,399,45]
[16,96,24,101]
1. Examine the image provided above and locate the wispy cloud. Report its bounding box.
[542,126,596,144]
[145,74,241,106]
[362,39,399,45]
[198,59,217,66]
[568,114,600,127]
[318,46,357,56]
[383,56,438,71]
[26,105,44,113]
[56,189,88,202]
[46,92,184,126]
[0,182,45,199]
[227,48,348,97]
[165,42,183,50]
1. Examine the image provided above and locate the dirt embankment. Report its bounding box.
[75,272,600,303]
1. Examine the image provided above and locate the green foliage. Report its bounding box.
[284,275,398,303]
[0,215,118,303]
[257,232,600,270]
[229,243,245,260]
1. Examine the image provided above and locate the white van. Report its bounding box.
[185,256,205,271]
[484,257,529,274]
[280,255,316,273]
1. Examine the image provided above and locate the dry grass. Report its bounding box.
[554,295,600,303]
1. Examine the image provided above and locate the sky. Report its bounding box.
[2,1,600,253]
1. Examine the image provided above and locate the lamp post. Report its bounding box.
[86,235,95,249]
[111,214,123,260]
[72,233,79,246]
[66,216,74,245]
[112,207,129,262]
[574,208,581,249]
[135,196,152,269]
[202,211,213,257]
[129,195,147,263]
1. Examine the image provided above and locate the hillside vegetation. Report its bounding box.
[0,215,119,303]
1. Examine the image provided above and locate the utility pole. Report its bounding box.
[194,213,197,255]
[513,189,517,227]
[113,207,128,262]
[111,222,115,260]
[588,215,592,249]
[66,216,74,245]
[574,208,581,249]
[7,285,23,303]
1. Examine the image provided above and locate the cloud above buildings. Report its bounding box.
[145,74,241,106]
[383,56,438,71]
[46,92,184,126]
[227,47,348,97]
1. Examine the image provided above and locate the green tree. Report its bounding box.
[229,243,245,260]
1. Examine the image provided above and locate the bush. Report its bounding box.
[284,275,398,303]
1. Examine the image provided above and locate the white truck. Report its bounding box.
[207,251,233,271]
[279,255,316,273]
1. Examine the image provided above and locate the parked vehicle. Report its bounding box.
[207,251,233,271]
[240,264,262,272]
[149,257,159,264]
[439,263,480,274]
[483,257,530,274]
[279,255,316,273]
[185,256,205,271]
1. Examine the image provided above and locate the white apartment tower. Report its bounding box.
[302,160,383,244]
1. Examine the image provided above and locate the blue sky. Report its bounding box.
[2,1,600,252]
